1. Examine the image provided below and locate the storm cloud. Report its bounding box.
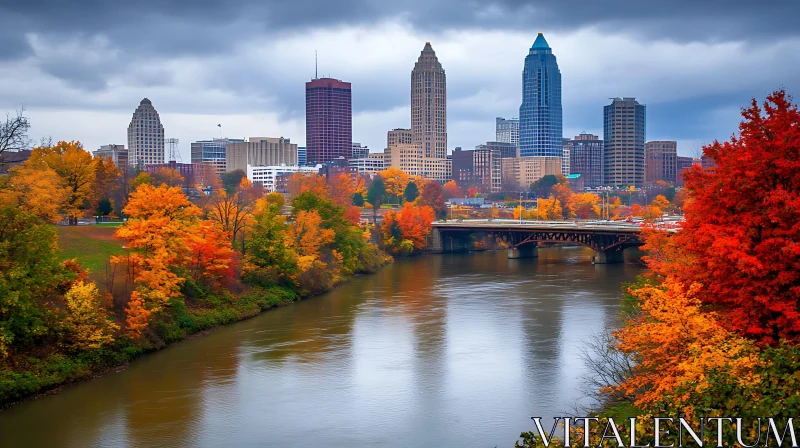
[0,0,798,157]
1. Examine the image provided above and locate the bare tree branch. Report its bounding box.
[0,107,31,163]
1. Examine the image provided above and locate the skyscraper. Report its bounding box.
[411,42,447,159]
[127,98,165,167]
[305,77,352,165]
[567,133,604,188]
[645,141,677,185]
[495,117,520,147]
[519,33,562,158]
[604,98,646,187]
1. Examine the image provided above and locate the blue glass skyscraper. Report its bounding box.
[519,33,562,158]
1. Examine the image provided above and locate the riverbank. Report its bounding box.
[0,262,391,409]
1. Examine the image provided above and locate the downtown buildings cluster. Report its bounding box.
[93,34,713,194]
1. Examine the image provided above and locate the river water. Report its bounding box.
[0,248,643,447]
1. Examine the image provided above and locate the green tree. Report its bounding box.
[352,192,365,206]
[0,206,72,357]
[367,176,385,224]
[530,174,560,199]
[244,199,296,286]
[221,169,246,195]
[96,198,112,216]
[403,181,419,203]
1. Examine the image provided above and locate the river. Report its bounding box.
[0,248,643,447]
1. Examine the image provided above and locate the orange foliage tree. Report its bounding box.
[382,202,435,255]
[112,184,202,312]
[442,180,462,199]
[612,279,760,417]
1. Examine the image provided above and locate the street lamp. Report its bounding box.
[519,191,523,224]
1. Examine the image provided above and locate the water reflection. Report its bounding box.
[0,248,642,447]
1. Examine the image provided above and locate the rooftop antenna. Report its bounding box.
[315,50,318,79]
[166,138,181,162]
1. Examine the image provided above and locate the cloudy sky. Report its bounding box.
[1,1,798,160]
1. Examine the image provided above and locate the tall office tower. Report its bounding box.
[411,42,447,159]
[567,133,604,188]
[495,117,520,146]
[306,77,352,164]
[298,147,307,166]
[604,97,646,187]
[387,128,412,147]
[191,138,245,174]
[519,33,562,158]
[127,98,165,167]
[645,141,677,185]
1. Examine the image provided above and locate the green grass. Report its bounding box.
[56,225,125,277]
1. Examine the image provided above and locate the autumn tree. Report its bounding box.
[536,196,563,220]
[418,181,446,219]
[663,90,800,344]
[287,172,327,198]
[442,180,462,200]
[566,192,601,219]
[650,194,670,212]
[27,141,97,224]
[0,164,66,223]
[112,184,201,313]
[185,221,238,288]
[62,281,119,351]
[206,177,262,250]
[124,291,151,339]
[530,174,560,199]
[328,172,357,207]
[151,167,185,187]
[380,167,410,201]
[381,202,435,255]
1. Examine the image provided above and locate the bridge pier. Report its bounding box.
[592,249,625,264]
[508,242,538,259]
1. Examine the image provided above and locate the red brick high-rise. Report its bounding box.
[305,77,352,164]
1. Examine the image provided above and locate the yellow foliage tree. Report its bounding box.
[512,205,537,220]
[566,192,601,219]
[0,164,67,222]
[536,196,563,220]
[287,210,335,273]
[27,141,96,224]
[379,167,410,199]
[62,281,119,350]
[650,194,670,211]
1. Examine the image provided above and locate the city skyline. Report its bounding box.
[1,2,799,161]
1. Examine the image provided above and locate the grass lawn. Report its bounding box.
[56,225,125,279]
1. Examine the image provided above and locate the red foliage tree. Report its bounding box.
[668,90,800,344]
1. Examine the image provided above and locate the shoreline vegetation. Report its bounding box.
[516,91,800,447]
[0,268,388,411]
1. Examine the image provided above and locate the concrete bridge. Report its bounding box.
[429,219,670,264]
